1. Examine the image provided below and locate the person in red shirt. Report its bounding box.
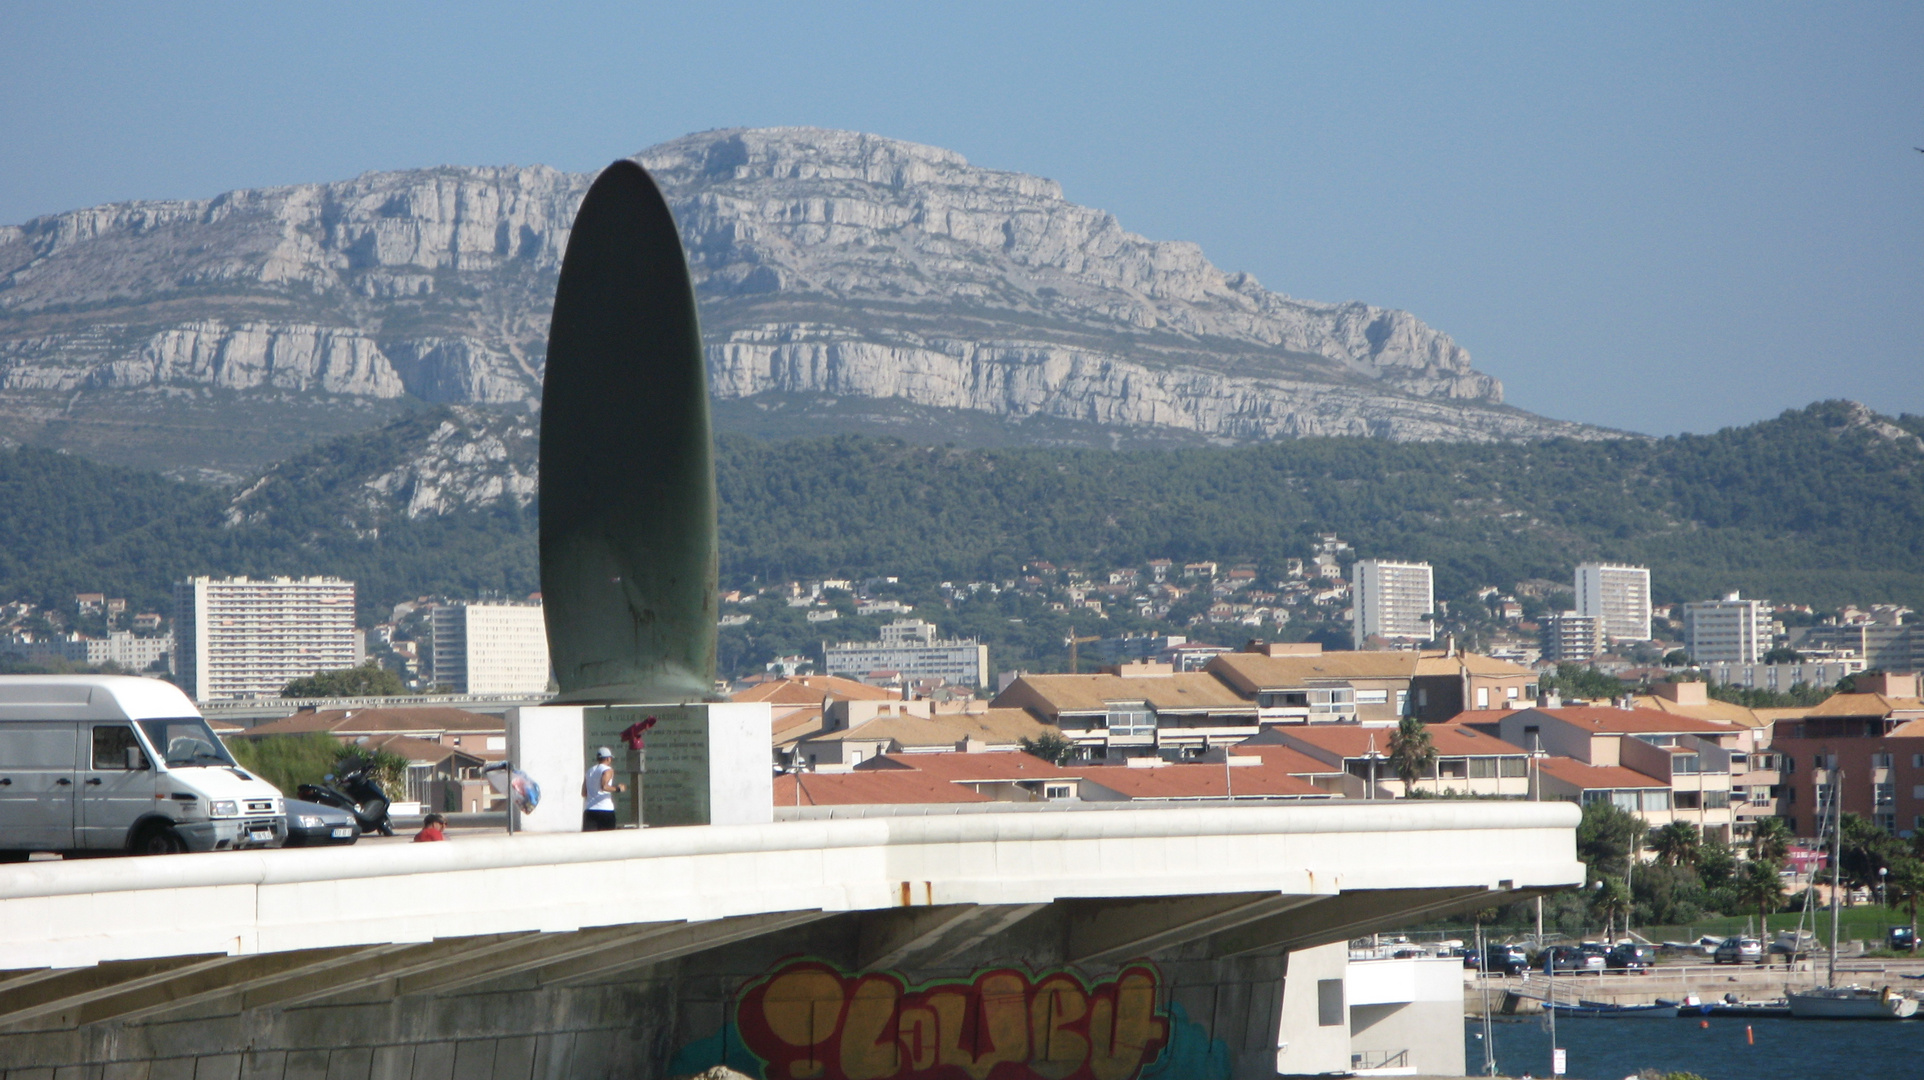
[413,813,447,842]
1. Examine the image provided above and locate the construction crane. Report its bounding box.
[1065,628,1101,674]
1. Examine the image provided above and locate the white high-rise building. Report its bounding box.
[430,602,551,695]
[1352,560,1434,648]
[1575,563,1652,642]
[173,576,358,701]
[1683,592,1769,665]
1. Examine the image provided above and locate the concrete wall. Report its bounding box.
[1275,942,1349,1076]
[1346,957,1466,1077]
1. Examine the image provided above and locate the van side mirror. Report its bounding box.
[126,746,149,770]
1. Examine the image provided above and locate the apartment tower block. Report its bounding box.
[173,576,358,701]
[1575,562,1653,642]
[1352,560,1435,648]
[429,601,552,695]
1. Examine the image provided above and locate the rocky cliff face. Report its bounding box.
[0,128,1603,469]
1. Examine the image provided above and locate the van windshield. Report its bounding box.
[138,718,236,768]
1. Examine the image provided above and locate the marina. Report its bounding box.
[1470,1015,1924,1080]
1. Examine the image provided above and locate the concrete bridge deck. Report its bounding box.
[0,801,1581,1080]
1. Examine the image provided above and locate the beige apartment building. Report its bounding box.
[173,576,358,701]
[429,601,551,695]
[992,664,1258,760]
[1498,704,1741,840]
[1207,646,1417,725]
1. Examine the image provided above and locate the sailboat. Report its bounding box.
[1787,774,1918,1020]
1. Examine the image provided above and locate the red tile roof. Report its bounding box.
[1276,724,1529,758]
[1529,706,1736,735]
[1078,761,1328,800]
[1229,744,1347,775]
[857,751,1079,782]
[772,771,990,806]
[734,676,900,705]
[1535,757,1666,790]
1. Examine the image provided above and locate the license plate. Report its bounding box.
[248,829,273,843]
[330,827,353,838]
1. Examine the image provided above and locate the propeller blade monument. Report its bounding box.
[518,160,769,828]
[541,159,717,704]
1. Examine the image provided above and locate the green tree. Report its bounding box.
[1577,800,1643,880]
[1838,812,1908,905]
[226,733,344,797]
[1696,838,1736,889]
[1590,876,1633,939]
[1734,859,1785,934]
[1749,816,1794,866]
[1647,821,1702,869]
[282,662,405,698]
[1886,857,1924,949]
[1762,646,1803,663]
[1662,650,1692,668]
[334,746,410,802]
[1387,716,1437,790]
[1019,732,1078,766]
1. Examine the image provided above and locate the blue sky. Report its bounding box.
[2,2,1918,435]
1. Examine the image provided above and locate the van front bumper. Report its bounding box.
[178,818,286,852]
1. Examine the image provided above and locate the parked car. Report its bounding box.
[1465,944,1529,976]
[0,675,285,858]
[283,798,360,847]
[1539,945,1606,973]
[1606,943,1655,970]
[1713,936,1764,964]
[1890,926,1916,952]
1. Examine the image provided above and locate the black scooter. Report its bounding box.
[298,765,395,837]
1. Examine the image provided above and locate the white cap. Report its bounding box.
[596,746,614,759]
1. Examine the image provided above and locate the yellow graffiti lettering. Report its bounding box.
[759,969,845,1080]
[969,971,1031,1080]
[839,975,901,1080]
[1027,975,1089,1080]
[1088,973,1164,1080]
[896,1005,938,1073]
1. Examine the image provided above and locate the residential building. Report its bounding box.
[1408,652,1539,721]
[1575,563,1653,642]
[1351,560,1434,647]
[1496,705,1743,840]
[1704,659,1863,694]
[822,620,989,687]
[992,665,1258,760]
[428,601,550,695]
[1207,645,1416,725]
[853,752,1083,802]
[0,630,173,673]
[1683,592,1769,665]
[1255,724,1531,799]
[1769,673,1924,837]
[788,704,1050,769]
[1541,612,1603,663]
[1633,681,1781,838]
[172,576,358,701]
[1795,623,1923,671]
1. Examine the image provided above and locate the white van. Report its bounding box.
[0,675,285,858]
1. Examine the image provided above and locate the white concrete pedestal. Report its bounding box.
[512,702,773,830]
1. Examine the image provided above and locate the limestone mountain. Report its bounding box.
[0,127,1606,479]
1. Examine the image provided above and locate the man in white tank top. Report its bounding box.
[582,746,624,831]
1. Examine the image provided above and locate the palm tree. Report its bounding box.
[1749,816,1793,867]
[1647,821,1701,869]
[1590,877,1632,941]
[1886,857,1924,950]
[1734,859,1785,939]
[1387,716,1436,792]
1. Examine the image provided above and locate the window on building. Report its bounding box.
[1438,758,1468,779]
[1506,685,1520,700]
[1500,758,1528,778]
[1875,783,1894,806]
[1395,690,1409,715]
[1704,790,1730,809]
[1317,980,1345,1027]
[1104,703,1155,736]
[1675,791,1702,810]
[1673,755,1701,775]
[1355,689,1388,705]
[1044,784,1073,801]
[850,751,864,765]
[1469,757,1498,779]
[1475,687,1490,708]
[1416,688,1428,708]
[1914,754,1924,769]
[1876,813,1897,834]
[1873,753,1894,769]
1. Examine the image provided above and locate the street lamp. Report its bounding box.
[1880,866,1890,910]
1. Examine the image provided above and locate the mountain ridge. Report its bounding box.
[0,128,1610,479]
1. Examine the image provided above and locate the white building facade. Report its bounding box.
[430,602,551,695]
[1684,592,1770,664]
[1351,561,1434,648]
[823,619,989,687]
[1576,562,1652,641]
[1542,612,1603,663]
[173,576,358,701]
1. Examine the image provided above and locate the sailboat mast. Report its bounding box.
[1827,766,1842,989]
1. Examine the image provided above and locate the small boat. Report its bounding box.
[1546,999,1679,1018]
[1786,985,1919,1020]
[1677,995,1793,1019]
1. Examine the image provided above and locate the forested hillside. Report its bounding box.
[0,401,1917,630]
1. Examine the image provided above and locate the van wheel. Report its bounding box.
[132,824,183,856]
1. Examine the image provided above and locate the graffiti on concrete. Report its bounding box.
[732,959,1170,1080]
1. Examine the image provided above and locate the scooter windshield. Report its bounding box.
[138,717,238,768]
